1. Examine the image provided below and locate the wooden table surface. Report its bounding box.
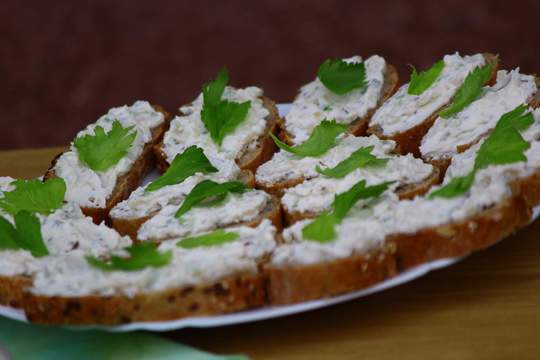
[1,147,539,360]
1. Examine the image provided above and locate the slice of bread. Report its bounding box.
[135,190,282,243]
[0,275,32,307]
[22,221,277,325]
[421,75,540,177]
[154,95,280,175]
[368,53,499,156]
[44,102,171,224]
[109,169,255,240]
[279,56,399,145]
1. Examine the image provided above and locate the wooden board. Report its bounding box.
[1,147,539,359]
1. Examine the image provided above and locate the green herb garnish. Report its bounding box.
[178,229,239,249]
[270,120,347,157]
[0,178,66,215]
[303,180,393,242]
[317,58,367,95]
[146,146,218,192]
[74,120,137,172]
[316,146,389,178]
[407,59,445,95]
[0,211,48,257]
[201,67,251,146]
[175,180,247,218]
[87,243,172,271]
[429,105,533,199]
[439,63,493,119]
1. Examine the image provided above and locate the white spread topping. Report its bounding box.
[162,87,269,179]
[285,55,387,144]
[256,134,395,186]
[370,53,486,136]
[138,190,271,242]
[54,101,165,208]
[0,177,15,193]
[0,250,40,277]
[420,70,537,161]
[281,154,433,214]
[30,221,277,297]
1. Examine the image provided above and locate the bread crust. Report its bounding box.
[0,275,32,308]
[44,105,172,224]
[368,53,499,157]
[390,191,532,270]
[279,62,400,145]
[266,246,397,305]
[153,96,281,175]
[23,274,266,325]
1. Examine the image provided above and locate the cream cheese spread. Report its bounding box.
[30,220,277,297]
[420,70,537,161]
[370,53,486,136]
[281,153,433,214]
[138,190,271,242]
[161,86,269,179]
[255,134,395,186]
[54,101,165,209]
[284,55,387,145]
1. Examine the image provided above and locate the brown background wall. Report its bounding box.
[1,0,539,150]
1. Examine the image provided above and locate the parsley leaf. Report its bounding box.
[316,146,389,178]
[74,120,137,172]
[407,59,445,95]
[200,67,251,146]
[0,211,48,257]
[429,105,533,199]
[439,63,494,118]
[175,180,247,218]
[317,58,367,95]
[178,229,239,249]
[303,180,393,243]
[146,146,218,192]
[270,120,347,157]
[87,243,172,271]
[0,178,66,215]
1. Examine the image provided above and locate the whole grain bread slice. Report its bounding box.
[423,77,540,178]
[266,246,397,305]
[23,274,266,325]
[389,189,532,270]
[279,63,400,145]
[44,105,172,224]
[154,97,280,174]
[113,193,284,241]
[367,53,499,157]
[283,167,441,225]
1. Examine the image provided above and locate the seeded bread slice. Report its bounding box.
[109,169,256,240]
[154,97,280,174]
[266,246,397,305]
[279,63,400,145]
[44,105,172,224]
[367,53,499,157]
[23,274,266,325]
[112,193,283,241]
[390,189,532,270]
[424,77,540,178]
[282,167,440,225]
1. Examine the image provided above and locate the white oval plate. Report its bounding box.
[1,104,538,332]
